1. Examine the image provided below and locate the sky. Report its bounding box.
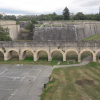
[0,0,100,15]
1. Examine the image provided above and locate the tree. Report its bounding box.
[74,12,84,20]
[62,7,70,20]
[0,14,3,19]
[0,26,12,41]
[25,22,33,32]
[31,19,38,24]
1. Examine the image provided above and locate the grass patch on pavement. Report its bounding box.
[41,62,100,100]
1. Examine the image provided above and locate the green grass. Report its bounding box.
[41,62,100,100]
[54,24,61,26]
[35,24,42,26]
[45,24,51,26]
[81,33,100,41]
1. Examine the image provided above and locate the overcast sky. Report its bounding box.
[0,0,100,15]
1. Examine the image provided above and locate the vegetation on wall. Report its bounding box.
[0,26,12,41]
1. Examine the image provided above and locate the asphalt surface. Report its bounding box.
[0,64,53,100]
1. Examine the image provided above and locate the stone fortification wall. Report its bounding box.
[0,20,20,40]
[75,22,100,40]
[33,22,100,41]
[33,26,76,41]
[0,41,100,62]
[0,41,100,47]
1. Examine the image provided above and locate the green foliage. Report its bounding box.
[74,12,84,20]
[2,47,6,53]
[0,14,3,19]
[62,7,70,20]
[0,26,12,41]
[25,22,33,32]
[16,21,19,25]
[81,33,100,41]
[3,15,16,20]
[41,86,52,100]
[31,19,38,24]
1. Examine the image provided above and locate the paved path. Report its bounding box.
[53,56,91,68]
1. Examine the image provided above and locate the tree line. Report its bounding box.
[0,7,100,21]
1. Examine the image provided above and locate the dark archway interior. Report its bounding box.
[81,51,93,61]
[23,50,33,61]
[96,52,100,62]
[38,51,48,60]
[52,51,63,61]
[9,51,19,60]
[0,51,4,60]
[66,51,78,62]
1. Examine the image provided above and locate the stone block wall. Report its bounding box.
[0,20,20,40]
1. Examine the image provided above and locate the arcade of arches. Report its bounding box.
[0,49,100,62]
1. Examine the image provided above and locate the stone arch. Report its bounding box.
[80,49,94,55]
[95,50,100,62]
[0,50,4,60]
[7,49,19,55]
[6,49,19,60]
[65,49,78,55]
[21,49,34,60]
[66,49,78,62]
[80,49,94,62]
[36,49,49,55]
[35,49,49,61]
[50,49,64,55]
[50,49,64,61]
[96,50,100,56]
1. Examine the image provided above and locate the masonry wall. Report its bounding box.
[33,22,100,41]
[0,20,20,40]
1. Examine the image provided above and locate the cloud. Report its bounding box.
[0,0,99,15]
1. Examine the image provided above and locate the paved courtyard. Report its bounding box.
[0,64,53,100]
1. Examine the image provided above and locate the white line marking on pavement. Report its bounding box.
[0,76,22,78]
[33,69,41,71]
[0,88,13,90]
[21,69,34,81]
[8,89,18,100]
[0,69,8,75]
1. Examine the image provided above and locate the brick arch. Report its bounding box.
[65,49,78,55]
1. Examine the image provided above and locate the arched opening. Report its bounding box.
[22,50,34,61]
[7,50,19,60]
[51,51,63,61]
[81,51,93,62]
[37,50,48,61]
[0,51,4,61]
[66,51,78,63]
[96,51,100,62]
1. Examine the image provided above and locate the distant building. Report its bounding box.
[99,7,100,14]
[0,12,6,16]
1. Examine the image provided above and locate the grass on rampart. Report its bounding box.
[41,62,100,100]
[35,24,42,26]
[81,33,100,41]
